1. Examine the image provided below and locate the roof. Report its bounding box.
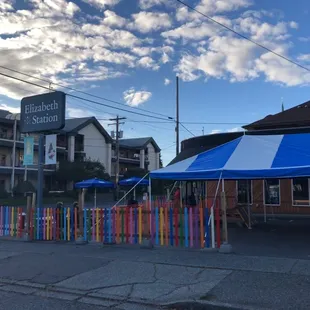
[150,133,310,180]
[119,137,161,152]
[244,100,310,130]
[0,109,11,119]
[60,117,112,143]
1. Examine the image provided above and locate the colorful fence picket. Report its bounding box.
[0,205,218,249]
[83,206,213,249]
[0,206,24,238]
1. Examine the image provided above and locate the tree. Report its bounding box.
[55,158,110,183]
[159,153,163,168]
[123,167,148,179]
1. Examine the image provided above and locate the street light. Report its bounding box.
[6,113,20,196]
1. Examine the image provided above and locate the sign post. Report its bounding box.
[20,91,66,210]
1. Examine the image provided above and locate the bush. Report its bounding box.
[0,189,9,199]
[13,181,35,196]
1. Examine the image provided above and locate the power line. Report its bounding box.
[180,122,195,137]
[0,65,174,119]
[0,71,173,121]
[175,0,310,73]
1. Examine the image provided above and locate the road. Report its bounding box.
[0,291,107,310]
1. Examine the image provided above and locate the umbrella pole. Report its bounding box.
[134,188,136,200]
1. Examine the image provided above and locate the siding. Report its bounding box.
[78,123,111,174]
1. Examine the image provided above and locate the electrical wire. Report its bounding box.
[180,122,195,137]
[175,0,310,73]
[0,71,173,121]
[0,65,174,119]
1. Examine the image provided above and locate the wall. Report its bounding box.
[147,143,157,171]
[206,179,310,215]
[78,123,111,175]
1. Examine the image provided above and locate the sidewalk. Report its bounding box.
[0,241,310,309]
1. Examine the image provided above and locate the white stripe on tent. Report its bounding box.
[151,154,198,174]
[224,135,284,170]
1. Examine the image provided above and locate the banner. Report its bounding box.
[23,136,34,166]
[45,134,57,165]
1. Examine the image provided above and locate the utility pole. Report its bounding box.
[109,116,126,200]
[176,76,179,156]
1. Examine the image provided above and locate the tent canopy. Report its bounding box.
[150,133,310,180]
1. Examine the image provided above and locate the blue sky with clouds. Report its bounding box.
[0,0,309,165]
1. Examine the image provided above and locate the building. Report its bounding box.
[0,110,160,192]
[112,137,161,177]
[171,100,310,216]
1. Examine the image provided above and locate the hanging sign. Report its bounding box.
[20,91,66,133]
[45,134,57,165]
[23,136,34,166]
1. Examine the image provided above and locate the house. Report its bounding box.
[170,100,310,216]
[0,114,112,192]
[112,137,161,176]
[0,110,161,193]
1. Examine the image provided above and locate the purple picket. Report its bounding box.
[195,207,199,248]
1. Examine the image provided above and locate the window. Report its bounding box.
[292,178,309,206]
[264,179,280,205]
[237,180,252,204]
[0,155,6,166]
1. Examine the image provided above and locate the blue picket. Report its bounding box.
[184,207,189,248]
[169,207,173,246]
[205,207,210,248]
[155,207,159,245]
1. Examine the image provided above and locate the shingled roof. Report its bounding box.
[57,117,112,143]
[244,100,310,130]
[119,137,160,152]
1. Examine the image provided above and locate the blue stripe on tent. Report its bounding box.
[186,137,241,172]
[272,133,310,168]
[150,133,310,180]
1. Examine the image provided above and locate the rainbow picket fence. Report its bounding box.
[0,205,218,249]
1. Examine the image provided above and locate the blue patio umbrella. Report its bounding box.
[119,177,149,199]
[75,178,115,207]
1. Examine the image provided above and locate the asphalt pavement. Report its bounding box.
[1,218,310,309]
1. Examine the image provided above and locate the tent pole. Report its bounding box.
[247,180,252,229]
[112,173,149,208]
[149,177,153,244]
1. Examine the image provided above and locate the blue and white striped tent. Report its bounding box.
[150,134,310,180]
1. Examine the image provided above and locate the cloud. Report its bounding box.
[139,0,167,9]
[82,0,121,8]
[102,10,127,27]
[0,103,20,114]
[0,0,14,11]
[298,54,310,62]
[176,0,253,22]
[299,37,310,42]
[130,11,172,33]
[137,56,160,70]
[123,88,152,107]
[164,78,171,85]
[255,53,310,86]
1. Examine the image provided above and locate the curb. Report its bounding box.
[163,300,265,310]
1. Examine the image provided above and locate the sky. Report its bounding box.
[0,0,309,166]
